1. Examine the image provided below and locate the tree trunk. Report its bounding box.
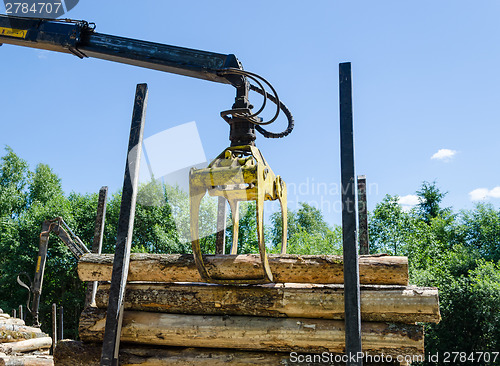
[55,340,409,366]
[95,283,440,323]
[0,337,52,354]
[78,253,408,285]
[0,356,53,366]
[79,308,423,357]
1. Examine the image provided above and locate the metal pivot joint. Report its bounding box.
[225,83,257,147]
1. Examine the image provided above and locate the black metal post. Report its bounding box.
[11,309,16,318]
[86,186,109,307]
[357,175,369,255]
[58,306,63,340]
[215,197,226,254]
[339,62,362,365]
[100,84,148,366]
[51,303,57,354]
[18,305,23,320]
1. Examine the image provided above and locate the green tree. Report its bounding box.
[369,182,500,365]
[454,203,500,262]
[28,163,63,205]
[416,181,449,223]
[270,203,342,255]
[226,201,260,254]
[0,146,30,218]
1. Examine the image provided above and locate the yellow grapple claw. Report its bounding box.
[189,145,287,284]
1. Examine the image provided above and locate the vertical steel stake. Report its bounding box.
[100,84,148,366]
[215,196,227,254]
[86,186,109,307]
[18,305,23,320]
[58,306,63,340]
[339,62,362,366]
[357,175,369,255]
[11,309,16,319]
[51,303,57,354]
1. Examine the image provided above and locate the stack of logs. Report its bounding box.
[0,309,53,366]
[56,253,440,366]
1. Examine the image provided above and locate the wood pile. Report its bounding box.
[0,310,53,366]
[55,253,440,365]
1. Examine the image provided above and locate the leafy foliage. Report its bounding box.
[270,202,342,255]
[369,182,500,365]
[1,148,499,359]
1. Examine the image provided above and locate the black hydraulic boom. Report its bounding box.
[0,14,293,146]
[0,15,243,86]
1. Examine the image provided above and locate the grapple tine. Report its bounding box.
[256,189,273,282]
[228,200,240,255]
[189,181,210,281]
[279,179,288,255]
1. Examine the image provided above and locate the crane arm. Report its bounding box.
[0,14,294,142]
[0,14,244,86]
[18,217,89,327]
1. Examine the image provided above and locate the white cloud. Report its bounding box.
[469,186,500,201]
[431,149,457,162]
[489,187,500,198]
[37,51,49,59]
[398,194,420,206]
[469,188,489,201]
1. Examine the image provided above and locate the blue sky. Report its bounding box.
[1,1,500,226]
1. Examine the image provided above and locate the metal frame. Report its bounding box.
[100,84,148,366]
[86,186,108,307]
[339,62,363,365]
[357,175,369,255]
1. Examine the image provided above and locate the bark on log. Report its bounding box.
[0,329,48,343]
[95,283,440,323]
[0,338,52,354]
[79,308,423,356]
[78,253,408,285]
[0,356,53,366]
[0,326,42,335]
[54,340,409,366]
[0,319,24,326]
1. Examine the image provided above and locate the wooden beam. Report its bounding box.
[0,356,53,366]
[0,329,48,343]
[78,253,408,285]
[55,340,408,366]
[79,308,424,357]
[0,337,52,354]
[94,283,440,324]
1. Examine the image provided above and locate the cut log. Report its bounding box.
[78,253,408,285]
[0,329,49,343]
[54,340,409,366]
[0,355,53,366]
[0,320,24,326]
[0,337,52,354]
[95,283,440,323]
[0,325,42,335]
[79,308,423,356]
